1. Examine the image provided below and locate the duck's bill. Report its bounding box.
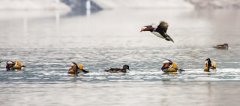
[140,26,147,32]
[140,26,153,32]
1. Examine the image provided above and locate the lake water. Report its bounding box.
[0,8,240,106]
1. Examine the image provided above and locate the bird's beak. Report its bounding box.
[140,26,147,32]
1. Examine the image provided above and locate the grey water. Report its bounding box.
[0,8,240,106]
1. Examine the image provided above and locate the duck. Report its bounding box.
[161,59,185,74]
[68,62,90,75]
[105,65,130,73]
[140,21,174,43]
[213,43,228,50]
[161,60,178,73]
[68,62,79,74]
[6,60,25,71]
[204,58,217,72]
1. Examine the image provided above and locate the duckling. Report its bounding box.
[105,65,130,73]
[213,43,228,50]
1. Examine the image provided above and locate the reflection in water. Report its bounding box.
[20,10,62,38]
[86,0,91,16]
[61,0,102,16]
[55,10,61,33]
[207,82,212,105]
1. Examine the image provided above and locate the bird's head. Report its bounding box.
[223,43,229,47]
[123,65,130,70]
[205,58,211,61]
[140,25,154,32]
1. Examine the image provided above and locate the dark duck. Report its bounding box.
[140,21,174,43]
[105,65,130,73]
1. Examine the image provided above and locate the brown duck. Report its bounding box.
[213,43,228,50]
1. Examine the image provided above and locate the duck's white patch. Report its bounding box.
[151,31,164,39]
[7,61,14,64]
[141,26,147,31]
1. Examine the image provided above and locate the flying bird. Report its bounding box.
[140,21,174,43]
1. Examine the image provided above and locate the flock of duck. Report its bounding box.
[1,21,229,75]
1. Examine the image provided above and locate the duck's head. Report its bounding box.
[70,62,78,69]
[205,58,211,61]
[7,61,14,65]
[6,61,15,70]
[78,64,84,70]
[223,43,229,47]
[140,25,154,32]
[123,65,130,70]
[162,60,171,64]
[158,21,168,28]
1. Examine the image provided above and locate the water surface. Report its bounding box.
[0,8,240,106]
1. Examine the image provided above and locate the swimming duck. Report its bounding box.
[68,62,89,75]
[204,58,216,72]
[213,43,228,50]
[68,62,79,74]
[161,60,178,73]
[6,60,25,71]
[140,21,174,43]
[105,65,130,73]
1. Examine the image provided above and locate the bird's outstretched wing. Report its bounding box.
[151,32,174,43]
[155,21,174,43]
[164,34,174,43]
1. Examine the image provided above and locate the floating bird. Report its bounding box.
[6,60,25,71]
[105,65,130,73]
[68,62,79,75]
[68,62,89,75]
[161,59,179,73]
[204,58,217,72]
[140,21,174,43]
[213,43,228,50]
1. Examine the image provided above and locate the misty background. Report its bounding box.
[0,0,239,48]
[1,1,240,106]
